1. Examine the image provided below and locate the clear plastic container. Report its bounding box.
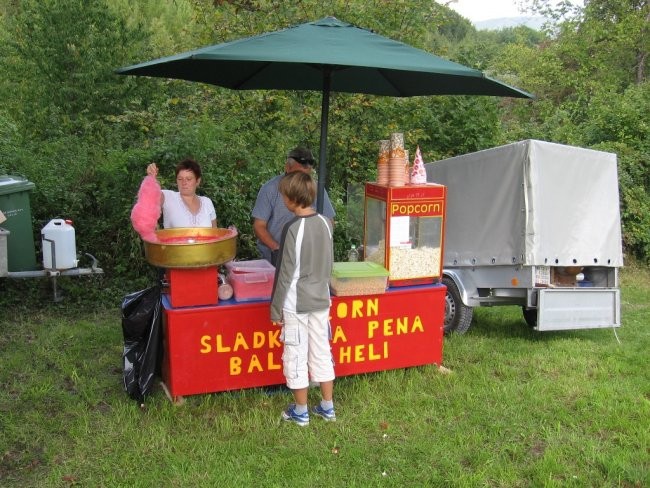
[330,261,389,296]
[225,259,276,302]
[225,259,274,274]
[229,269,275,302]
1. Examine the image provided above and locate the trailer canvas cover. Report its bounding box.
[425,140,623,268]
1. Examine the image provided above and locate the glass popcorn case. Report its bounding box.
[363,183,446,286]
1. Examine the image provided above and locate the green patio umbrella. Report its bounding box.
[117,16,533,211]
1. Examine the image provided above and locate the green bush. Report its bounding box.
[1,0,647,307]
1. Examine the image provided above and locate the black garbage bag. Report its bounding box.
[121,285,162,403]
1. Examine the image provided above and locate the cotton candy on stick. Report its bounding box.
[130,175,162,242]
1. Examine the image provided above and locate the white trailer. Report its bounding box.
[425,140,623,333]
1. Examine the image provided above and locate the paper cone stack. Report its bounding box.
[389,133,406,186]
[403,150,410,186]
[377,139,390,185]
[389,132,405,158]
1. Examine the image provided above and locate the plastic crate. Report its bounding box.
[229,268,275,302]
[330,261,389,296]
[225,259,274,274]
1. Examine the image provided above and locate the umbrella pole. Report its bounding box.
[317,68,331,214]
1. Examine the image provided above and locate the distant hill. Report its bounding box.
[474,16,546,31]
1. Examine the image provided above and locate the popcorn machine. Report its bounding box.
[364,183,446,286]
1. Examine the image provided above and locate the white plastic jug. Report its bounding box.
[42,219,78,269]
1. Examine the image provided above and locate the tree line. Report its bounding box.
[0,0,647,302]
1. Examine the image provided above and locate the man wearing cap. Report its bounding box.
[252,146,336,265]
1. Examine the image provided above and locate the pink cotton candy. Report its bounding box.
[130,175,162,242]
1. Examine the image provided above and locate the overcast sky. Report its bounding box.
[447,0,581,22]
[446,0,527,22]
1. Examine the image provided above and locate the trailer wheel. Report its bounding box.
[522,307,537,328]
[442,276,473,334]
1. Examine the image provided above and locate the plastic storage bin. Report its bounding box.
[330,261,389,296]
[226,259,275,302]
[0,175,37,271]
[225,259,275,274]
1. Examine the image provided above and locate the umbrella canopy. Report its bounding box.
[117,16,533,210]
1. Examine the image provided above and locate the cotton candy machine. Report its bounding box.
[143,227,237,268]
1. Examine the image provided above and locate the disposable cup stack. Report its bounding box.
[389,132,405,159]
[377,139,390,185]
[403,150,410,186]
[389,132,406,187]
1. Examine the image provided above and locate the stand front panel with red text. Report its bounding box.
[162,284,445,397]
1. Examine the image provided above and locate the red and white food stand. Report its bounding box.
[161,284,445,400]
[149,181,447,402]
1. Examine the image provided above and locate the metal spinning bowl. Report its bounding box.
[143,227,237,268]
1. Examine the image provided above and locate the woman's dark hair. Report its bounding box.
[175,158,202,179]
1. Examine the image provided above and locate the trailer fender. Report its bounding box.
[441,272,475,334]
[442,270,480,308]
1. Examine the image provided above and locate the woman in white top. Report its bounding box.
[146,159,217,228]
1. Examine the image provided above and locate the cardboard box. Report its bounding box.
[330,261,389,296]
[551,267,578,287]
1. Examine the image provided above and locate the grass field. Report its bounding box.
[1,266,648,487]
